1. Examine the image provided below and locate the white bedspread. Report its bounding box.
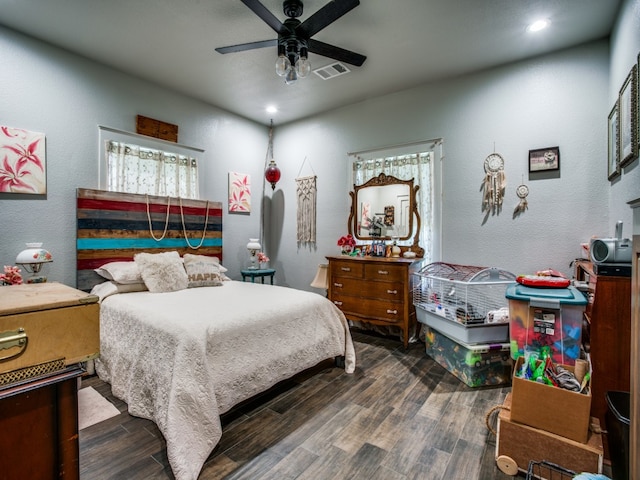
[94,281,355,480]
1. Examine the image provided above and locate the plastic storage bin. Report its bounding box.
[505,284,586,365]
[414,262,516,344]
[423,325,512,387]
[605,391,630,480]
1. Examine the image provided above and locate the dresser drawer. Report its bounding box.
[332,260,364,279]
[364,263,405,282]
[332,295,403,324]
[331,277,404,301]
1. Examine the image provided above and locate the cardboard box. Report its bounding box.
[510,356,591,443]
[496,394,603,475]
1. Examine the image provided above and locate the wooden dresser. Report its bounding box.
[0,282,100,480]
[327,255,423,348]
[575,260,631,444]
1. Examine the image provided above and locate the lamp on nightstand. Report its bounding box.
[16,242,52,283]
[310,264,328,296]
[246,238,261,270]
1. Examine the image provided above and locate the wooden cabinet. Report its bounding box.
[0,367,83,480]
[575,260,631,436]
[0,283,100,480]
[629,197,640,480]
[327,255,423,348]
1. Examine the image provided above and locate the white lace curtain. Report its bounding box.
[351,151,433,261]
[106,140,199,198]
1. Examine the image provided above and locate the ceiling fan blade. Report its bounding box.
[299,0,360,38]
[215,39,277,54]
[240,0,283,33]
[308,38,366,66]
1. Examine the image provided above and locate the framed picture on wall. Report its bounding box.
[0,125,46,194]
[608,102,620,180]
[228,171,251,213]
[528,146,560,173]
[618,64,637,168]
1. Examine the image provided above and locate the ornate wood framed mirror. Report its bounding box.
[347,173,423,257]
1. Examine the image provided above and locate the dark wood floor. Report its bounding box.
[78,331,527,479]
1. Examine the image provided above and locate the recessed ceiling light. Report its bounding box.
[527,19,549,32]
[266,105,278,114]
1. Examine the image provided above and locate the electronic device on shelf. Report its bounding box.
[590,221,632,265]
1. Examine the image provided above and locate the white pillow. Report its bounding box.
[183,254,224,288]
[94,261,143,284]
[90,281,148,302]
[134,251,188,293]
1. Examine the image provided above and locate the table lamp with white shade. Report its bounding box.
[246,238,261,270]
[310,264,328,297]
[15,243,53,283]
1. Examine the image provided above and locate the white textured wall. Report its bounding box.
[273,40,611,289]
[2,3,637,292]
[0,26,267,287]
[609,0,640,230]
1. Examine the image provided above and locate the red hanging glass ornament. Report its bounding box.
[265,159,281,190]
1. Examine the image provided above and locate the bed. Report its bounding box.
[76,189,356,480]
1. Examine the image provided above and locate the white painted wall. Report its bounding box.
[2,1,638,292]
[0,26,267,287]
[274,40,611,289]
[609,0,640,231]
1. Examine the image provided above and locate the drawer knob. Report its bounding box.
[341,267,351,272]
[387,289,398,295]
[378,270,389,275]
[333,282,343,288]
[386,309,398,315]
[334,301,343,306]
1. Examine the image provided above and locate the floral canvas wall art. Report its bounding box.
[228,171,251,213]
[0,126,46,194]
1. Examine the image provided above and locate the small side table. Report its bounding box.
[241,268,276,284]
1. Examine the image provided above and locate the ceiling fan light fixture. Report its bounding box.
[295,45,311,77]
[275,54,291,76]
[275,43,291,76]
[295,56,311,78]
[216,0,366,85]
[284,68,298,85]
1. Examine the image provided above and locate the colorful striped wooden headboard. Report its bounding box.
[77,188,222,291]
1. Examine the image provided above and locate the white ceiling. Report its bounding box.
[0,0,622,126]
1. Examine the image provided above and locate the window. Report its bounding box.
[99,126,203,198]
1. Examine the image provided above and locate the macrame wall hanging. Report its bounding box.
[296,157,317,244]
[481,151,506,216]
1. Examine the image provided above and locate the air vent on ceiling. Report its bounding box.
[313,62,351,80]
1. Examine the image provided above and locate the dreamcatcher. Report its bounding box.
[513,179,529,217]
[481,152,506,215]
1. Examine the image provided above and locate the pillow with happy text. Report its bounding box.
[183,254,225,287]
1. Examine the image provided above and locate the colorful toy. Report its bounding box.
[424,325,512,388]
[506,284,586,366]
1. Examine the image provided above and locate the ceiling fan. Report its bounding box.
[215,0,366,84]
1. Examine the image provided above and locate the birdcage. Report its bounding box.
[413,262,516,344]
